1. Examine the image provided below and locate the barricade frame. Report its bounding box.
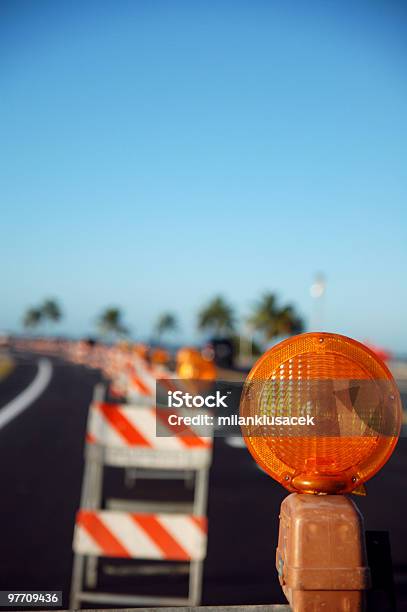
[70,382,213,609]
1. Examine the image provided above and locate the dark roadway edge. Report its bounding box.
[0,356,37,410]
[0,355,101,608]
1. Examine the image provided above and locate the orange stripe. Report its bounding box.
[146,365,177,392]
[86,432,96,444]
[110,384,124,398]
[190,516,207,533]
[155,408,212,448]
[97,403,151,447]
[158,377,178,392]
[130,373,153,396]
[131,515,190,561]
[77,511,131,558]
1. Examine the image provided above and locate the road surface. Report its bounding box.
[0,352,406,609]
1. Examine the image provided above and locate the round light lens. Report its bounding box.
[240,333,401,494]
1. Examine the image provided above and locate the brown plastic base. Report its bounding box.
[286,589,365,612]
[276,493,371,612]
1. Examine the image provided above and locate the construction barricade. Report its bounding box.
[70,383,213,609]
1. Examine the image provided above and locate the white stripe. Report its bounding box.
[127,387,154,403]
[134,364,156,392]
[129,368,154,395]
[0,359,52,430]
[158,515,206,560]
[74,525,104,556]
[101,513,162,559]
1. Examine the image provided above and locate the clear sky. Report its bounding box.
[1,1,407,351]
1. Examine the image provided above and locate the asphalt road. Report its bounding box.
[0,353,406,610]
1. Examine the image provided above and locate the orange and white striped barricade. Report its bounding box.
[85,397,212,511]
[86,402,213,471]
[125,365,156,404]
[70,510,207,608]
[71,388,213,608]
[86,345,108,370]
[107,363,156,404]
[107,370,131,399]
[135,359,178,393]
[108,355,177,404]
[83,399,212,522]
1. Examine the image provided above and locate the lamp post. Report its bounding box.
[310,273,326,330]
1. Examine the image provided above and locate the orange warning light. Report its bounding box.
[151,348,170,365]
[240,332,402,494]
[133,343,149,360]
[176,347,202,366]
[176,347,217,381]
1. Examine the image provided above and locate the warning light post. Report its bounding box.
[240,332,402,612]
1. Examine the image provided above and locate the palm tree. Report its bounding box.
[198,296,235,336]
[248,293,279,340]
[248,292,303,343]
[276,304,304,336]
[154,313,178,340]
[23,307,42,331]
[41,299,62,324]
[97,307,129,339]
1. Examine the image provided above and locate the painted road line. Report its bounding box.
[0,359,53,430]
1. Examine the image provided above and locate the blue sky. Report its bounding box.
[1,1,407,350]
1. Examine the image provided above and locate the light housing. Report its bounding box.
[240,332,401,494]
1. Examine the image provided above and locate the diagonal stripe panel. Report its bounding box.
[76,511,131,558]
[74,511,207,560]
[102,513,163,559]
[131,514,190,561]
[189,516,208,532]
[158,514,207,560]
[155,408,213,448]
[124,407,184,450]
[74,525,104,556]
[98,403,151,446]
[129,368,153,396]
[88,403,126,447]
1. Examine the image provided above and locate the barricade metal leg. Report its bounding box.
[84,385,105,589]
[124,467,137,488]
[183,466,210,605]
[194,467,209,515]
[92,382,105,406]
[189,559,205,605]
[84,456,103,588]
[69,553,84,610]
[185,469,195,489]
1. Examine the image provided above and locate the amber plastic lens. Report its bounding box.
[151,348,169,365]
[176,347,216,381]
[240,332,402,494]
[133,343,149,359]
[176,347,202,365]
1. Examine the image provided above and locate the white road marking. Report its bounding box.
[0,358,53,430]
